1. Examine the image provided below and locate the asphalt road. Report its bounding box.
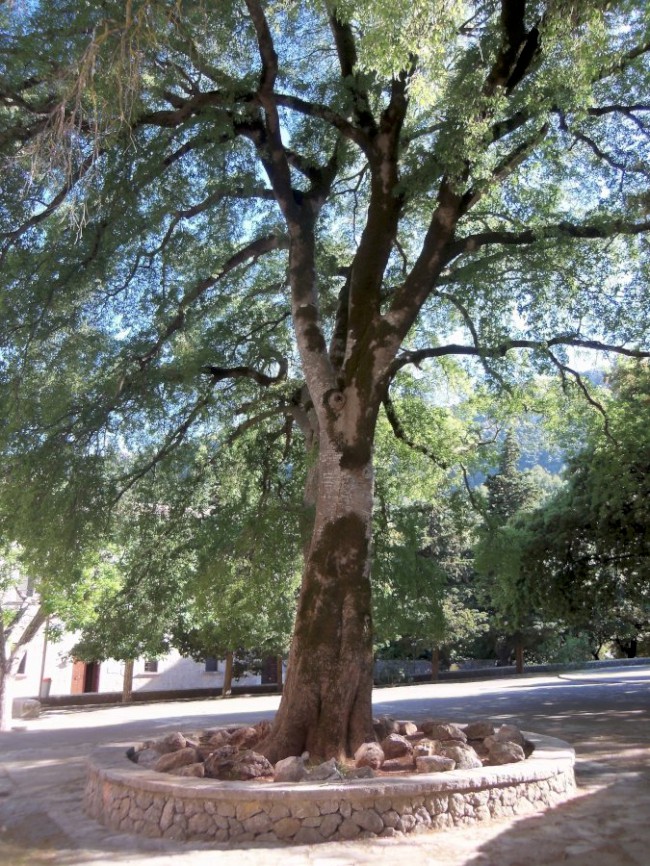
[1,666,649,866]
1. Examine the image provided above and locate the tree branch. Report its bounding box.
[382,394,449,471]
[136,232,288,369]
[546,350,615,442]
[327,10,377,140]
[448,217,650,258]
[391,336,650,376]
[201,357,288,388]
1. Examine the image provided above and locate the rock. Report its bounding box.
[17,698,41,720]
[437,744,482,769]
[420,721,467,742]
[465,720,495,740]
[229,726,260,749]
[416,755,456,773]
[273,756,307,783]
[203,729,232,748]
[354,742,385,770]
[382,757,414,772]
[493,724,525,746]
[154,747,199,773]
[307,758,342,782]
[204,745,239,779]
[229,750,274,780]
[373,716,399,740]
[345,766,376,780]
[488,741,526,765]
[170,762,205,778]
[413,739,438,758]
[153,732,187,754]
[133,748,160,767]
[396,720,419,736]
[380,733,413,759]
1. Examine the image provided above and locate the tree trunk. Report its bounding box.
[262,440,376,763]
[515,636,524,674]
[122,659,134,703]
[0,659,20,732]
[276,655,283,692]
[222,651,234,697]
[431,646,440,682]
[0,666,12,732]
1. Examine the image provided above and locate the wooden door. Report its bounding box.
[71,660,85,694]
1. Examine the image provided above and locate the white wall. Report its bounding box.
[13,620,261,697]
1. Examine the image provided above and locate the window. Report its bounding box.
[17,653,27,674]
[204,657,218,672]
[143,659,159,673]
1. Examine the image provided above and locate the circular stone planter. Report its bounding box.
[84,732,575,845]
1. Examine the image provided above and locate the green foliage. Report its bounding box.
[497,361,650,653]
[1,1,649,689]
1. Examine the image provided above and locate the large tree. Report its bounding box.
[1,1,650,760]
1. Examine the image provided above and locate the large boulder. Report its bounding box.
[170,762,205,778]
[396,720,419,736]
[420,721,467,742]
[493,723,525,747]
[229,726,260,749]
[437,743,483,769]
[133,748,159,767]
[354,742,385,770]
[154,747,199,773]
[464,720,495,740]
[203,729,232,749]
[488,741,526,765]
[150,732,187,754]
[307,758,342,782]
[373,716,399,740]
[273,756,307,783]
[203,745,239,779]
[380,733,413,759]
[229,750,274,780]
[413,739,438,758]
[415,755,456,773]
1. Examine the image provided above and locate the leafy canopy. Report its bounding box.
[0,1,649,616]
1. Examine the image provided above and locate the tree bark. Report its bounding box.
[222,651,234,697]
[431,646,440,682]
[515,636,524,674]
[276,655,283,691]
[122,659,134,703]
[0,659,20,732]
[262,438,376,763]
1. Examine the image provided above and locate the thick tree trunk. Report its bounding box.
[262,440,376,763]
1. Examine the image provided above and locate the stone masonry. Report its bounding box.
[83,732,575,844]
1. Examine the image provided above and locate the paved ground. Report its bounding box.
[1,666,649,865]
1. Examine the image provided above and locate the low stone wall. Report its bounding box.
[84,732,575,845]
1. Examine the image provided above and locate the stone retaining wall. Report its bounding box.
[84,732,575,845]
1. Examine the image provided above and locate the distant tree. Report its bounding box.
[72,429,301,694]
[512,362,650,657]
[475,432,558,670]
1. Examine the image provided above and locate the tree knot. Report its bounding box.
[325,390,346,413]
